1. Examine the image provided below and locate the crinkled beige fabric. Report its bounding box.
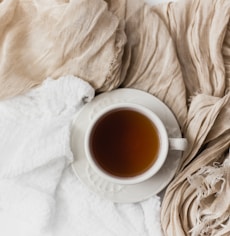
[0,0,229,235]
[0,0,127,99]
[150,1,230,235]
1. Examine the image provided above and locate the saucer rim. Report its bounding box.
[71,88,182,203]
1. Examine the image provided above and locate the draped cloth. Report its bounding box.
[0,0,229,235]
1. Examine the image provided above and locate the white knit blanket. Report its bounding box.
[0,76,162,236]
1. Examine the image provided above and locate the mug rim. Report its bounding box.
[84,103,169,185]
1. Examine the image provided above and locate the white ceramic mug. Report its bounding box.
[85,103,187,185]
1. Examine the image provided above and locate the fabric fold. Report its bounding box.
[0,0,126,100]
[151,1,230,234]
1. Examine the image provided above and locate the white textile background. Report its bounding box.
[0,76,162,236]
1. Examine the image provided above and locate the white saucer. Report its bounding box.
[71,88,182,203]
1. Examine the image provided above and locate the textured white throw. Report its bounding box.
[0,76,162,236]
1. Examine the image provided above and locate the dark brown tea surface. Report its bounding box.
[90,109,160,177]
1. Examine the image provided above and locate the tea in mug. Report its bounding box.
[89,108,160,177]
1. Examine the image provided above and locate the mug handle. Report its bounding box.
[169,138,188,151]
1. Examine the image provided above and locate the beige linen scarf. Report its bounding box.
[0,0,229,235]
